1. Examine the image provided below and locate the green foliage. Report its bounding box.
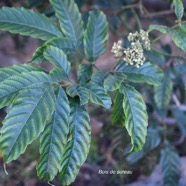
[172,108,186,136]
[49,0,84,46]
[84,10,108,62]
[116,61,163,85]
[67,83,112,109]
[154,72,173,109]
[0,82,56,163]
[173,0,184,20]
[58,100,91,185]
[127,127,161,164]
[0,71,52,110]
[104,73,126,92]
[119,84,148,152]
[0,0,184,184]
[160,144,180,186]
[0,7,62,40]
[91,71,108,86]
[112,91,125,127]
[36,87,70,181]
[170,27,186,52]
[0,64,43,109]
[78,64,93,84]
[43,46,71,82]
[32,37,76,63]
[148,25,169,33]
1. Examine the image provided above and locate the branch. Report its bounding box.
[143,10,175,18]
[152,112,176,125]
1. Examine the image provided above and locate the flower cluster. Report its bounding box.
[111,30,151,68]
[111,40,123,58]
[128,30,151,50]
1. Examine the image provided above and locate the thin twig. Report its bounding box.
[131,8,141,30]
[143,10,175,18]
[172,94,181,107]
[153,112,176,125]
[173,135,185,146]
[151,48,186,60]
[93,64,101,71]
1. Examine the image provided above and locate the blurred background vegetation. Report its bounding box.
[0,0,186,185]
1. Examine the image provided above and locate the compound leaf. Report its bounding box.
[0,7,62,40]
[58,100,91,185]
[0,83,56,163]
[84,10,108,62]
[116,61,164,86]
[50,0,84,46]
[37,87,70,182]
[120,84,148,152]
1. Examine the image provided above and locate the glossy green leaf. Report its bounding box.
[84,10,108,62]
[173,0,184,20]
[43,46,71,82]
[49,0,84,46]
[0,71,52,109]
[160,144,180,186]
[58,100,91,185]
[148,25,168,33]
[112,91,125,127]
[0,83,56,163]
[127,127,161,164]
[170,27,186,52]
[154,74,173,109]
[78,64,93,84]
[120,84,148,152]
[37,87,70,181]
[104,73,126,92]
[32,37,76,63]
[116,61,164,86]
[0,7,62,40]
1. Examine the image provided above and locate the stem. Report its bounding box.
[93,64,101,71]
[151,24,180,44]
[143,10,175,18]
[131,8,141,31]
[151,47,186,60]
[116,3,140,15]
[151,34,166,43]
